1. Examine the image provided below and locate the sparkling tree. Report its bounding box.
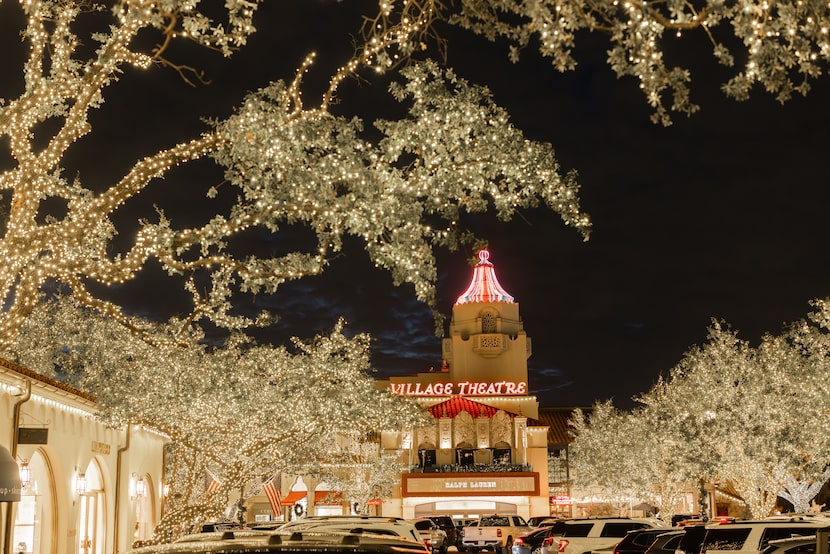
[447,0,830,125]
[570,401,696,521]
[638,318,830,518]
[570,402,642,515]
[5,296,431,541]
[0,0,590,355]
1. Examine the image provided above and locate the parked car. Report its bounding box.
[642,530,684,554]
[700,518,830,554]
[760,535,830,554]
[462,515,532,554]
[675,523,708,554]
[422,515,460,549]
[128,529,430,554]
[529,517,562,528]
[544,517,667,554]
[614,528,682,554]
[413,518,451,554]
[512,525,565,554]
[189,520,243,533]
[276,515,422,543]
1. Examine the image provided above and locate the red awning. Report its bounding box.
[314,491,343,505]
[367,498,382,506]
[279,490,307,506]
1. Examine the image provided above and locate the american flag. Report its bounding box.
[206,468,221,496]
[263,479,282,517]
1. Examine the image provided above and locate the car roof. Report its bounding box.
[129,530,429,554]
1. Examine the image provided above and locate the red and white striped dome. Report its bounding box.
[455,249,515,305]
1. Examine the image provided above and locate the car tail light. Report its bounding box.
[498,529,503,538]
[514,538,526,546]
[558,539,570,553]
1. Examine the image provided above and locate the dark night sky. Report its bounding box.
[3,1,830,409]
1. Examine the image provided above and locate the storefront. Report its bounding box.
[0,359,166,554]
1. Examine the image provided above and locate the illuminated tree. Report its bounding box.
[309,438,405,516]
[637,318,830,518]
[570,401,696,522]
[574,306,830,520]
[447,0,830,125]
[5,296,430,541]
[570,402,641,514]
[0,0,590,355]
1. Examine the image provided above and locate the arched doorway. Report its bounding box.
[77,460,106,554]
[13,449,55,554]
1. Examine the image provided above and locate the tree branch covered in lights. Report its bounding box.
[442,0,830,125]
[6,296,431,541]
[0,0,590,353]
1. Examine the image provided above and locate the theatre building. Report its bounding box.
[375,249,551,520]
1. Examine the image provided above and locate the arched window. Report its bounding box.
[78,459,106,554]
[480,310,497,333]
[13,449,55,554]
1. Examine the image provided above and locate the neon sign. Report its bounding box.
[389,381,527,396]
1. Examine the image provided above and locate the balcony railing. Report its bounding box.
[409,463,532,474]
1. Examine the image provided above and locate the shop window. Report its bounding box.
[419,449,437,468]
[458,449,475,466]
[494,448,511,465]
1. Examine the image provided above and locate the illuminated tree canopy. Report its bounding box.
[0,0,591,355]
[6,295,430,540]
[572,302,830,518]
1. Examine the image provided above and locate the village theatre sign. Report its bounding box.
[389,381,528,396]
[402,473,539,497]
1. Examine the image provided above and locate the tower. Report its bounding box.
[442,249,531,387]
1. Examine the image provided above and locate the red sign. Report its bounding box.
[551,496,572,506]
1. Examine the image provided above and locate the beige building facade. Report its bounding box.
[0,358,167,554]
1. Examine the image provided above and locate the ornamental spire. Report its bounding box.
[455,249,515,305]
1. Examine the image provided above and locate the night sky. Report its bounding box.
[3,1,830,409]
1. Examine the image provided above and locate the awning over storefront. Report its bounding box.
[314,491,343,505]
[279,490,307,506]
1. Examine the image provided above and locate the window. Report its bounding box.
[494,448,511,465]
[458,450,474,466]
[481,311,497,333]
[601,523,651,538]
[561,523,593,538]
[701,528,752,551]
[419,450,437,467]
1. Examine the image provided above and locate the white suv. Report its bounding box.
[699,519,830,554]
[544,517,667,554]
[276,515,422,544]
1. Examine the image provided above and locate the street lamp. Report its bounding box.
[76,472,87,495]
[18,462,30,488]
[135,476,146,497]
